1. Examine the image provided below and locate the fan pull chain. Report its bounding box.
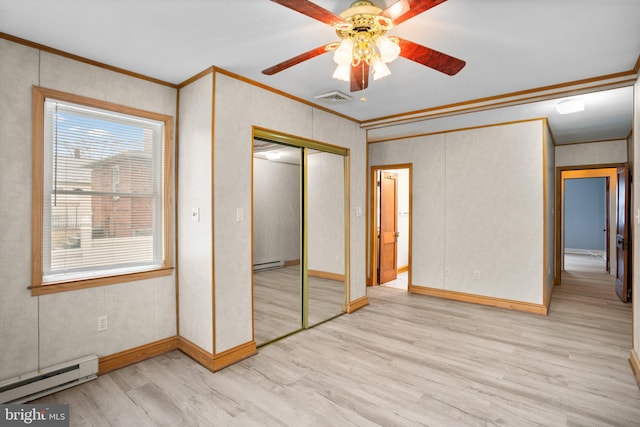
[360,61,367,102]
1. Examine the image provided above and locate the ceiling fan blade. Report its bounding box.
[270,0,348,27]
[382,0,448,25]
[350,63,370,92]
[262,44,334,75]
[397,38,466,76]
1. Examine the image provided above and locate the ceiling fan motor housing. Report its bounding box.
[336,0,396,66]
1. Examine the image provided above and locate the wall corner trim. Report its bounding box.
[98,336,179,375]
[347,295,369,313]
[177,337,214,368]
[409,285,548,316]
[212,341,257,371]
[178,338,257,373]
[630,349,640,390]
[544,281,556,313]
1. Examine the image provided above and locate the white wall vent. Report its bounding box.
[0,355,98,403]
[314,90,352,104]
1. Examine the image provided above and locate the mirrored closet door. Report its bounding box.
[306,149,346,327]
[252,130,348,346]
[253,141,302,345]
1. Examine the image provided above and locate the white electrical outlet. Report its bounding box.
[236,207,244,222]
[97,315,108,332]
[474,271,481,280]
[356,207,362,217]
[191,207,200,222]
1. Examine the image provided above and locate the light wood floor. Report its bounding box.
[37,265,639,426]
[381,271,409,290]
[564,252,607,274]
[254,265,346,345]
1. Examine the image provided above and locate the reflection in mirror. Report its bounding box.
[307,149,346,326]
[253,141,302,345]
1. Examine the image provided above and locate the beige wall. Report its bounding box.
[545,124,556,300]
[177,74,214,353]
[178,71,366,355]
[312,109,368,301]
[308,152,345,275]
[555,139,629,282]
[0,38,177,381]
[369,134,446,289]
[253,157,300,265]
[555,139,627,167]
[369,120,548,304]
[397,168,410,269]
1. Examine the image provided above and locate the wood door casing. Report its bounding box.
[379,172,398,284]
[615,165,631,302]
[605,176,610,272]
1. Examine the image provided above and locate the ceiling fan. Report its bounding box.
[262,0,466,95]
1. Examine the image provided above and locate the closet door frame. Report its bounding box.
[252,127,350,343]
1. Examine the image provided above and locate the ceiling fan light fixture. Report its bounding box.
[333,38,354,66]
[332,63,351,81]
[556,99,585,115]
[375,35,400,63]
[372,57,391,80]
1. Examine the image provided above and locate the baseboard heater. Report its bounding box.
[253,260,285,272]
[0,355,98,403]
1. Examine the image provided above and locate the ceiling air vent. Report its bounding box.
[314,90,352,104]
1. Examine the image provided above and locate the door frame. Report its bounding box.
[368,164,412,288]
[555,163,623,284]
[251,127,350,346]
[616,164,632,302]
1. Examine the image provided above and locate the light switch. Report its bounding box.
[236,207,244,222]
[191,208,200,222]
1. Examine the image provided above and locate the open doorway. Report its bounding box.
[559,168,617,276]
[564,176,609,273]
[556,165,632,303]
[369,164,411,290]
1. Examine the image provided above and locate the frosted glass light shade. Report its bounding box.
[333,38,354,66]
[332,63,351,82]
[376,36,400,63]
[372,58,391,80]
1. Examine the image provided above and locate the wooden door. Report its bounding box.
[615,165,631,302]
[379,172,398,284]
[605,176,610,272]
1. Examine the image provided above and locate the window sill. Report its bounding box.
[31,266,174,296]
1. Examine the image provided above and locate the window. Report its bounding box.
[32,87,173,295]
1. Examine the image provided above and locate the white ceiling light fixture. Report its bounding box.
[266,152,281,161]
[556,99,585,115]
[331,3,400,87]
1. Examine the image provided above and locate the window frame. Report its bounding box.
[31,86,173,296]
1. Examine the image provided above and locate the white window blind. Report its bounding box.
[42,98,165,283]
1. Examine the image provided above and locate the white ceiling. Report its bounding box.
[1,0,637,143]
